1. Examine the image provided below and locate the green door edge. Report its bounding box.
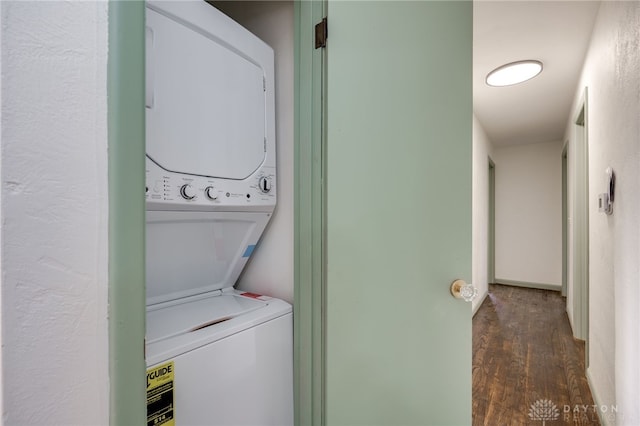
[108,1,147,424]
[294,1,326,425]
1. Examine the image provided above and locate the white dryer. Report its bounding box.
[144,2,292,425]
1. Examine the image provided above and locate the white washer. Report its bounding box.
[145,2,292,425]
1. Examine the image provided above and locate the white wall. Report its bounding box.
[564,2,640,424]
[213,1,294,304]
[493,140,563,288]
[471,115,494,313]
[1,1,109,424]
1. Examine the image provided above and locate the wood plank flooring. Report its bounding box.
[473,284,600,425]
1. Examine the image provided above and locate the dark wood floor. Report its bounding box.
[473,284,600,425]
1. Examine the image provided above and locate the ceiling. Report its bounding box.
[473,1,601,147]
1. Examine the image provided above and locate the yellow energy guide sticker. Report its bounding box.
[147,361,175,426]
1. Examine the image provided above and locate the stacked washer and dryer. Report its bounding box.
[145,1,293,425]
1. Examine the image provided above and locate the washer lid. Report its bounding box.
[146,7,266,180]
[146,211,272,306]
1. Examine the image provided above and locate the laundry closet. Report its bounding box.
[144,1,295,425]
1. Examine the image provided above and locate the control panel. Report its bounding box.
[145,157,275,211]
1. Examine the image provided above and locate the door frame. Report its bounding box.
[107,1,146,424]
[294,2,326,425]
[571,89,590,351]
[488,157,496,285]
[106,2,329,424]
[562,143,568,297]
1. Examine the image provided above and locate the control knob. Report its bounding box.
[180,184,196,200]
[258,177,272,193]
[205,186,218,200]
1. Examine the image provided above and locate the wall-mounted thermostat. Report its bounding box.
[598,167,615,215]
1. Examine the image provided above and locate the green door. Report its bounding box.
[325,2,472,424]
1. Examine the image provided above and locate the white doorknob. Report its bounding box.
[450,279,478,302]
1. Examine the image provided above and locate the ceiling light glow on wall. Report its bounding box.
[486,60,543,87]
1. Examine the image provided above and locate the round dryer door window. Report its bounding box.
[146,8,266,180]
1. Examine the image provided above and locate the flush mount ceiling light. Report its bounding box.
[486,60,543,87]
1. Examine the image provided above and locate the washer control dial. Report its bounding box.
[180,184,196,200]
[259,177,272,193]
[204,186,218,200]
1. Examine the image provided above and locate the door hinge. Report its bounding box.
[315,17,327,49]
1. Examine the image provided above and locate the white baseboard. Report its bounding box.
[494,278,562,292]
[472,290,488,317]
[586,367,616,426]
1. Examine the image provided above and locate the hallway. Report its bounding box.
[473,284,599,425]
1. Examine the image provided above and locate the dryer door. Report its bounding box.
[146,7,266,180]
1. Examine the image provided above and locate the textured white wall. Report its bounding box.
[493,141,563,287]
[564,2,640,424]
[471,115,494,313]
[213,1,294,304]
[1,1,110,424]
